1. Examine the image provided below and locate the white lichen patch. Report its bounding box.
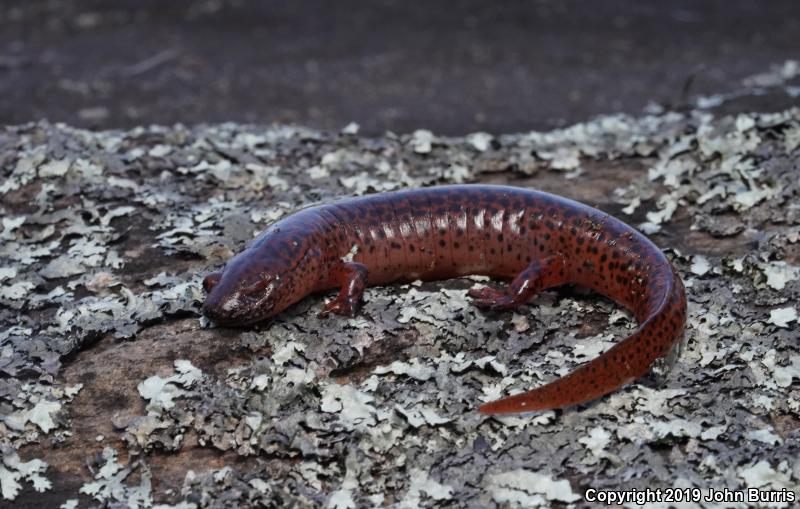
[374,359,436,382]
[467,132,493,152]
[410,129,435,154]
[0,380,83,501]
[320,383,377,430]
[690,255,712,276]
[486,469,580,507]
[394,404,451,428]
[0,451,51,500]
[738,460,794,490]
[398,469,454,508]
[79,447,153,508]
[768,306,797,328]
[138,360,202,415]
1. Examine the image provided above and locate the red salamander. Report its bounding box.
[202,185,687,414]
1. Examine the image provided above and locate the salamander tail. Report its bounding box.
[479,273,686,415]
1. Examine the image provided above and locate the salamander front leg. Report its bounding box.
[319,262,369,317]
[469,254,568,311]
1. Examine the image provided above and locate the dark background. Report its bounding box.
[0,0,798,134]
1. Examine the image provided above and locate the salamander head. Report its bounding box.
[201,232,320,325]
[201,257,280,325]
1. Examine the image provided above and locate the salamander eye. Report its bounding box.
[242,277,273,296]
[203,272,221,293]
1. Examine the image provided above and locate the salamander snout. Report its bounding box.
[201,271,279,326]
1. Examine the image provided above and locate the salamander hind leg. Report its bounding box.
[319,262,369,317]
[469,254,568,311]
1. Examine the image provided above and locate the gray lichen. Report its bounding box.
[1,62,799,507]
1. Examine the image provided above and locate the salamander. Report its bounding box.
[202,185,687,415]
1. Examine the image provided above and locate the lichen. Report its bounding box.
[2,61,799,507]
